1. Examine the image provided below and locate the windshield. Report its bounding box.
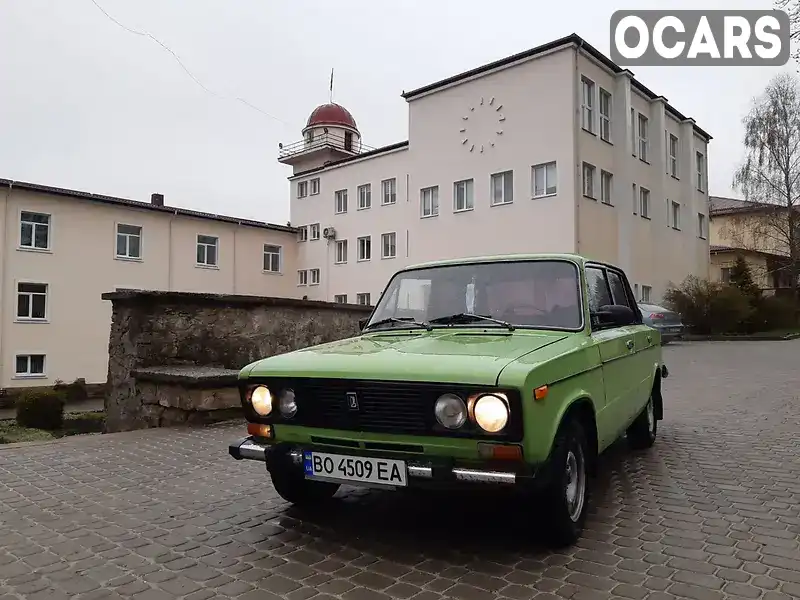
[367,259,583,330]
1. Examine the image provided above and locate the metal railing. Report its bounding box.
[278,132,376,159]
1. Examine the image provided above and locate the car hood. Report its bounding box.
[243,329,569,385]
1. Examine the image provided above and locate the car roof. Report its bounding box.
[402,253,619,272]
[639,303,667,311]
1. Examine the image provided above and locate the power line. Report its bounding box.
[88,0,291,127]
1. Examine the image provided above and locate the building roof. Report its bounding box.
[404,252,592,271]
[289,141,410,179]
[401,33,711,142]
[709,195,772,216]
[709,244,788,259]
[305,103,358,131]
[0,178,296,233]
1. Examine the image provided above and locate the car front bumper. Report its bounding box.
[229,436,543,490]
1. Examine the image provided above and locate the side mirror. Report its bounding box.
[594,304,636,328]
[358,317,368,330]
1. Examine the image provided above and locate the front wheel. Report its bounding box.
[627,395,657,450]
[539,418,590,548]
[269,465,340,507]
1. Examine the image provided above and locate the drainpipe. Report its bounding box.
[233,222,239,294]
[0,182,11,387]
[168,209,177,290]
[573,41,583,255]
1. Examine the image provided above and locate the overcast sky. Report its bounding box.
[0,0,794,224]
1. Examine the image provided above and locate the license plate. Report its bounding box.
[668,327,681,333]
[303,451,407,487]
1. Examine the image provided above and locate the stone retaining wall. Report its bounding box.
[102,290,371,432]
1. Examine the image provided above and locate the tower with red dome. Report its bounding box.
[278,102,364,174]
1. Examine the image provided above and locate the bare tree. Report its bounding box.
[732,72,800,298]
[777,0,800,61]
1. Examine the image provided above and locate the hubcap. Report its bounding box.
[646,398,655,433]
[565,445,586,522]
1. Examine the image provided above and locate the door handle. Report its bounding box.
[626,339,634,350]
[646,334,652,344]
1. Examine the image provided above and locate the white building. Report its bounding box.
[284,33,712,306]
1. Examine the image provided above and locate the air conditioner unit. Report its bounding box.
[323,227,337,240]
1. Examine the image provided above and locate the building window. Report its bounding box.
[334,294,348,304]
[15,354,45,378]
[582,163,596,199]
[721,267,733,283]
[358,184,372,210]
[357,236,371,261]
[17,282,48,320]
[421,186,439,217]
[600,171,613,205]
[453,179,474,212]
[638,114,649,162]
[263,244,281,273]
[310,178,320,195]
[309,223,320,241]
[356,293,371,306]
[641,285,652,303]
[381,178,397,205]
[297,226,308,242]
[670,200,681,230]
[632,183,638,215]
[381,232,396,259]
[310,268,320,285]
[634,283,639,300]
[196,235,218,266]
[116,224,142,259]
[335,189,348,214]
[297,270,308,286]
[698,213,707,239]
[532,162,557,197]
[20,211,51,250]
[581,77,595,133]
[490,171,514,205]
[630,108,636,156]
[696,151,705,192]
[335,240,348,264]
[639,187,651,219]
[599,89,612,142]
[668,134,679,177]
[297,181,308,198]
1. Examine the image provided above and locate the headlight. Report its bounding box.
[250,386,272,416]
[435,393,467,429]
[278,388,297,418]
[473,394,509,433]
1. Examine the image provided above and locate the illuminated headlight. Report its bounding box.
[278,388,297,418]
[250,386,273,416]
[434,393,467,429]
[473,394,509,433]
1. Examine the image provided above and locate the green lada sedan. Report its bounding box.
[229,254,668,546]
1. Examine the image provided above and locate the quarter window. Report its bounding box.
[607,271,633,310]
[585,267,613,313]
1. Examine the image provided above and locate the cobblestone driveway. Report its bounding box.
[2,341,800,600]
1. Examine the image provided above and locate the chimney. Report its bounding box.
[151,193,164,207]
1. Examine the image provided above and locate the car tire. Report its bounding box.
[627,395,657,450]
[540,418,590,548]
[269,465,340,507]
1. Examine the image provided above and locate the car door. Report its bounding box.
[585,266,639,444]
[605,268,654,425]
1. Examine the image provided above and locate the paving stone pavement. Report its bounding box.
[1,340,800,600]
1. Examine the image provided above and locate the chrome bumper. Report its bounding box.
[228,437,518,485]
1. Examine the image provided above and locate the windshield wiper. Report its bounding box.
[365,316,433,331]
[428,313,515,331]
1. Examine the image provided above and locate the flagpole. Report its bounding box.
[329,68,334,103]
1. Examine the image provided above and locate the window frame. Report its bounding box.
[357,236,372,262]
[582,163,596,199]
[297,181,308,199]
[297,269,308,286]
[639,187,651,219]
[670,200,681,230]
[309,178,320,196]
[532,162,557,198]
[19,210,52,251]
[641,285,652,303]
[335,239,348,264]
[381,178,397,205]
[599,88,612,142]
[195,234,220,268]
[15,281,49,322]
[698,213,707,240]
[668,134,679,178]
[638,114,649,162]
[14,353,46,379]
[490,170,514,206]
[263,244,282,274]
[115,223,143,260]
[334,294,348,304]
[696,151,705,192]
[453,179,474,212]
[334,189,348,214]
[581,76,595,133]
[381,232,397,259]
[357,184,372,210]
[309,223,320,241]
[297,226,308,243]
[356,293,371,306]
[600,170,613,205]
[420,186,440,218]
[310,268,320,285]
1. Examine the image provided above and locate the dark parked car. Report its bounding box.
[639,303,684,343]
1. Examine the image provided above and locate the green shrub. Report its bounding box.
[53,378,88,403]
[753,294,799,331]
[664,276,753,334]
[16,390,66,430]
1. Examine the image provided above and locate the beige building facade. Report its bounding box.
[0,180,297,388]
[285,34,712,308]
